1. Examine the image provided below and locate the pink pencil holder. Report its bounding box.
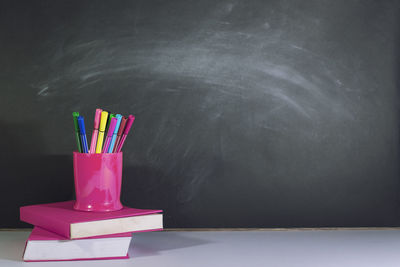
[73,152,123,212]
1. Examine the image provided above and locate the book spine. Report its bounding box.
[20,207,71,238]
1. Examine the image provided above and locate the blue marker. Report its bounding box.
[77,116,89,153]
[108,114,122,153]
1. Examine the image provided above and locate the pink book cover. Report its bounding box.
[20,200,163,239]
[23,227,131,262]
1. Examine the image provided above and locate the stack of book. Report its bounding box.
[20,201,163,262]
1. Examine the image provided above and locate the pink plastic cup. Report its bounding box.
[73,152,123,212]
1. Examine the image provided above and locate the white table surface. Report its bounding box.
[1,229,400,267]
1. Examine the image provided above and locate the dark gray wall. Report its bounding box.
[1,0,400,228]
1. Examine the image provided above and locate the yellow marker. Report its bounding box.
[96,111,109,153]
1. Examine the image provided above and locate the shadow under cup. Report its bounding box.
[73,152,123,212]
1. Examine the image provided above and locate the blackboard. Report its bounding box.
[1,0,400,228]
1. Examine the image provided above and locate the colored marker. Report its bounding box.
[72,112,82,153]
[103,117,117,153]
[96,111,109,153]
[108,114,122,153]
[104,114,115,141]
[77,116,89,153]
[89,108,102,153]
[113,116,127,153]
[116,115,135,152]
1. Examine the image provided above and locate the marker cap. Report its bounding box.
[117,116,127,136]
[107,117,118,137]
[72,112,80,132]
[94,109,102,129]
[99,111,109,131]
[123,115,135,135]
[77,116,86,134]
[113,114,123,134]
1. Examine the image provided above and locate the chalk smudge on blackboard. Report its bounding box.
[37,85,49,96]
[30,1,363,203]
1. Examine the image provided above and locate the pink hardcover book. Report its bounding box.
[23,227,132,262]
[20,200,163,239]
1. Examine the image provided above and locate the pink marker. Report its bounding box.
[116,115,135,152]
[102,117,118,153]
[89,109,102,153]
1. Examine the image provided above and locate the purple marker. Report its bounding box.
[102,117,117,153]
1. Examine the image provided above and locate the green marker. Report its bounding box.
[72,112,82,152]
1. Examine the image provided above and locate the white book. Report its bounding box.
[23,227,132,262]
